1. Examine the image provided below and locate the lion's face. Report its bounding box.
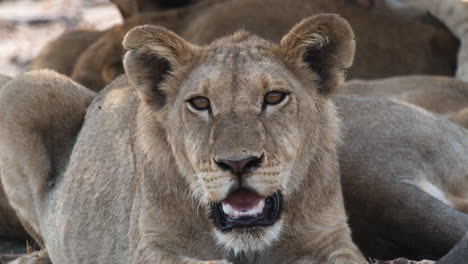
[123,15,354,253]
[167,47,327,251]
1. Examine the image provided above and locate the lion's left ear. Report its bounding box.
[280,14,355,94]
[123,25,199,108]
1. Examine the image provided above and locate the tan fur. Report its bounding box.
[0,70,96,247]
[0,16,367,263]
[341,75,468,128]
[69,10,198,91]
[28,30,104,77]
[71,0,458,91]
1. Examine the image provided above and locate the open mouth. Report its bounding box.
[211,188,282,231]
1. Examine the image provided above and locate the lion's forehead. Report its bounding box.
[182,49,297,98]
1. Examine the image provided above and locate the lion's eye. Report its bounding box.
[264,91,286,105]
[189,96,210,111]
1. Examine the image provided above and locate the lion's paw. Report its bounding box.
[6,251,50,264]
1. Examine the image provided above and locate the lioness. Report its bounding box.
[2,15,468,264]
[0,15,367,263]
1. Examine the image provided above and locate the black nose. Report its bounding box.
[215,155,263,175]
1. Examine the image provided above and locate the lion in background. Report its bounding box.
[29,0,458,91]
[340,76,468,129]
[26,0,468,130]
[25,0,468,132]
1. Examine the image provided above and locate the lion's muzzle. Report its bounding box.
[211,188,282,231]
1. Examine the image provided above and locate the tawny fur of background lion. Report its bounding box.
[28,30,104,77]
[340,75,468,128]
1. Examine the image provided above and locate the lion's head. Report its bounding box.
[123,14,355,253]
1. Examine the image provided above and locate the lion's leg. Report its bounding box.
[346,179,468,260]
[0,70,96,246]
[384,0,468,81]
[6,251,50,264]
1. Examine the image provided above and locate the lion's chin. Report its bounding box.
[213,220,284,254]
[210,189,283,231]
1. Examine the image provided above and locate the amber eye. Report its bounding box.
[264,91,286,105]
[189,96,210,111]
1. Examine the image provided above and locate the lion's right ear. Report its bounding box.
[123,25,198,108]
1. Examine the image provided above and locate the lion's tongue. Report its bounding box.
[224,188,263,211]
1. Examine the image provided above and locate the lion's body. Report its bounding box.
[2,72,468,263]
[177,0,457,81]
[69,0,458,91]
[341,76,468,128]
[335,96,468,260]
[38,76,232,263]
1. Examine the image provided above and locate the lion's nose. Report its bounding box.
[215,155,263,175]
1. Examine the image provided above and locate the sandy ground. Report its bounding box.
[0,0,122,77]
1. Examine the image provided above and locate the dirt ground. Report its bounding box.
[0,0,122,77]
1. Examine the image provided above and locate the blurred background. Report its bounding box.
[0,0,122,76]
